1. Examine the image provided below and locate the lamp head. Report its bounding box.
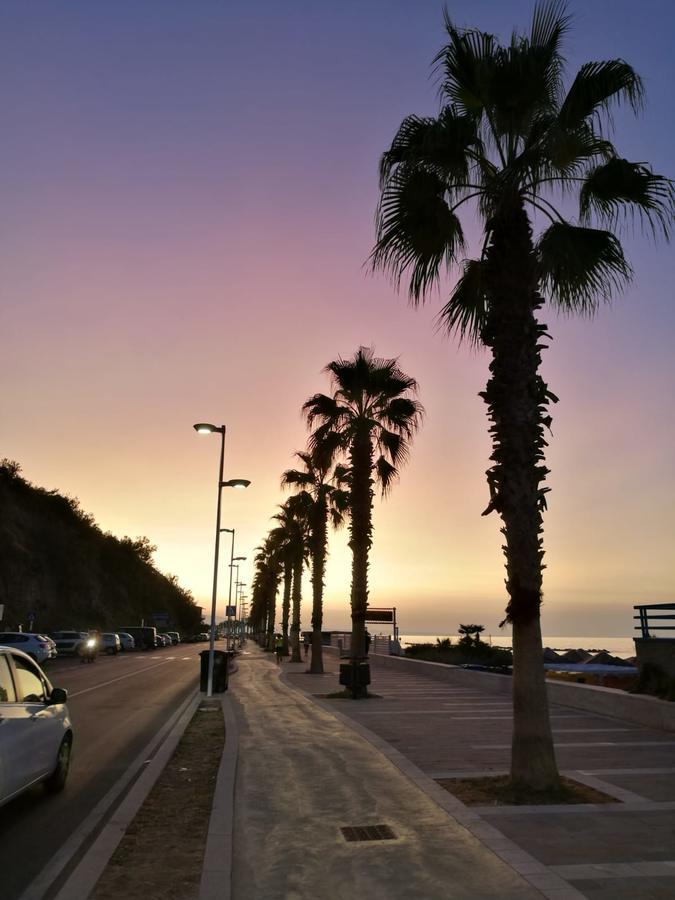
[193,422,223,435]
[222,478,251,489]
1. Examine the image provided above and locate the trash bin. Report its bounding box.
[200,649,230,693]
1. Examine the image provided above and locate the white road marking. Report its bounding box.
[68,661,172,698]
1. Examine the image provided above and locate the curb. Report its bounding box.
[199,693,239,900]
[280,666,585,900]
[50,690,200,900]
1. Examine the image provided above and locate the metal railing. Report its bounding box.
[633,603,675,639]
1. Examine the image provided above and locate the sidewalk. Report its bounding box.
[226,645,540,900]
[280,650,675,900]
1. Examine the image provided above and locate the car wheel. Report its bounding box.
[45,735,72,793]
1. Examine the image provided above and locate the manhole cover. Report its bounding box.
[340,825,397,842]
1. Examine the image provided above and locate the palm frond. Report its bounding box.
[302,393,341,427]
[558,60,644,130]
[374,455,398,496]
[377,429,409,466]
[381,396,425,432]
[436,15,498,115]
[580,158,674,238]
[537,221,632,313]
[437,258,488,345]
[372,164,465,303]
[281,468,314,490]
[378,107,478,187]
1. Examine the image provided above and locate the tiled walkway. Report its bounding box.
[284,654,675,900]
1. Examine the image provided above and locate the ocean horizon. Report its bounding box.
[395,633,637,658]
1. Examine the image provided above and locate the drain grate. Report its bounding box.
[340,824,397,842]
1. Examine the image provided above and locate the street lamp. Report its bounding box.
[193,422,250,696]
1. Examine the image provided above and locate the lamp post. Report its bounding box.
[193,423,250,696]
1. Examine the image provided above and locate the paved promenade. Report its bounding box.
[280,650,675,900]
[227,647,539,900]
[230,644,675,900]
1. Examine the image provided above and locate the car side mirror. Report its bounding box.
[48,687,68,705]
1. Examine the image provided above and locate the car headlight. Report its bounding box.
[86,638,96,648]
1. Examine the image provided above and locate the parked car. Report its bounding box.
[117,626,157,651]
[157,634,170,648]
[0,633,55,665]
[0,646,73,808]
[166,631,181,645]
[50,631,89,657]
[117,632,135,651]
[100,633,121,655]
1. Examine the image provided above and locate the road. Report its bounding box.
[0,642,204,900]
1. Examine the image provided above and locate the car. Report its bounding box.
[157,634,170,648]
[0,646,73,808]
[0,633,55,665]
[117,632,135,651]
[50,631,89,657]
[166,631,181,645]
[117,626,157,651]
[100,633,121,655]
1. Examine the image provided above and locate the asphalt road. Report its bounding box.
[0,642,204,900]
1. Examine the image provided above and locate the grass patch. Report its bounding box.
[91,699,225,900]
[437,774,617,806]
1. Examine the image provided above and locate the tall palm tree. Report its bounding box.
[274,496,310,663]
[304,347,423,695]
[251,533,283,650]
[282,449,350,673]
[372,2,672,791]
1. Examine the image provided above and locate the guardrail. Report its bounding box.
[634,603,675,639]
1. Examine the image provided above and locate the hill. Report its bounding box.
[0,459,202,635]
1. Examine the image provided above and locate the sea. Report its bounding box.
[395,634,637,659]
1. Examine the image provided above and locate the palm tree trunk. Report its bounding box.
[310,500,327,674]
[348,430,373,696]
[265,582,276,651]
[290,553,303,663]
[483,198,560,794]
[281,558,291,655]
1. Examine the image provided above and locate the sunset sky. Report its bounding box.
[2,1,673,639]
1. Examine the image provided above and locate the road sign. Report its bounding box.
[152,612,170,625]
[365,608,394,623]
[225,605,236,617]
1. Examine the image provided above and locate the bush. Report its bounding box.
[406,639,512,670]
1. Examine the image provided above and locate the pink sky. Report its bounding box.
[2,1,673,638]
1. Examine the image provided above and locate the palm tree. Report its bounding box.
[372,2,672,791]
[251,533,283,650]
[282,450,350,673]
[304,347,423,695]
[274,496,310,663]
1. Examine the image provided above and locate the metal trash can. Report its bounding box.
[200,649,230,693]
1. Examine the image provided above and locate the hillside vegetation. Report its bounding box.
[0,460,202,635]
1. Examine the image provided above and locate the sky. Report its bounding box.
[1,0,673,639]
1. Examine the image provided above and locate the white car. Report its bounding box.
[0,646,73,807]
[117,633,135,651]
[0,632,56,665]
[101,633,121,654]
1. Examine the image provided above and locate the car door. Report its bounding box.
[0,652,27,803]
[5,654,58,792]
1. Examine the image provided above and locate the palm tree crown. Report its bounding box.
[373,1,672,335]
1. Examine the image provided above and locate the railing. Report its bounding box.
[633,603,675,639]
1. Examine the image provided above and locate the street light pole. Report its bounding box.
[193,423,250,697]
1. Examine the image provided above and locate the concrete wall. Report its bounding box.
[323,646,675,732]
[635,637,675,679]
